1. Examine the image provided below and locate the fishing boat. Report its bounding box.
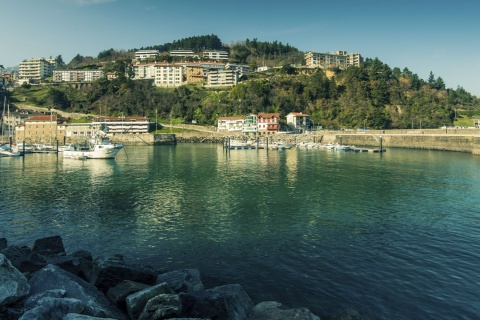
[0,144,21,157]
[63,133,123,159]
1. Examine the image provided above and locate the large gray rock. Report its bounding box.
[64,314,118,320]
[126,282,173,320]
[1,245,47,273]
[180,283,254,320]
[32,235,66,257]
[48,250,94,282]
[138,294,181,320]
[27,264,126,319]
[23,289,66,309]
[0,237,7,250]
[156,269,204,293]
[90,255,158,293]
[0,253,30,308]
[107,280,150,310]
[247,301,320,320]
[19,297,84,320]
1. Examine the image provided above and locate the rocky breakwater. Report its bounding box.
[0,236,323,320]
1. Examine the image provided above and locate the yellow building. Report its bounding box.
[15,115,66,144]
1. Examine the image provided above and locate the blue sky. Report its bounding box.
[2,0,479,96]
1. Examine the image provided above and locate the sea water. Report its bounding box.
[1,145,479,319]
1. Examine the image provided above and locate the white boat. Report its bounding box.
[334,144,351,151]
[16,142,34,154]
[63,134,123,159]
[226,139,250,149]
[0,144,21,157]
[58,144,73,152]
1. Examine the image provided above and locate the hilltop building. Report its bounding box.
[53,70,104,82]
[18,58,57,83]
[203,50,229,61]
[304,51,362,69]
[135,50,160,61]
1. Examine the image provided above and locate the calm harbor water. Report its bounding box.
[1,144,479,319]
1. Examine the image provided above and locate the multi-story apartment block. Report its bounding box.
[257,113,281,135]
[154,63,184,87]
[132,64,157,80]
[18,58,56,83]
[169,50,195,58]
[286,112,311,133]
[217,116,246,133]
[15,115,66,144]
[203,50,229,60]
[225,63,250,77]
[305,51,362,69]
[92,116,150,134]
[183,62,225,83]
[207,70,239,87]
[53,70,104,82]
[135,50,160,61]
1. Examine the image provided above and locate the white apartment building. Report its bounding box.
[169,50,195,57]
[286,112,311,133]
[18,58,56,82]
[92,116,150,134]
[53,70,104,82]
[203,50,229,60]
[225,63,249,77]
[207,70,239,87]
[305,51,362,69]
[217,116,245,133]
[133,64,157,80]
[135,50,160,60]
[154,64,184,87]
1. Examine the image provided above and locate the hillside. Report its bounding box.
[2,35,480,129]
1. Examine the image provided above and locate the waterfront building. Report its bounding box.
[217,116,245,133]
[243,114,258,136]
[64,123,95,139]
[207,70,239,87]
[203,50,229,60]
[92,116,150,134]
[53,70,104,82]
[257,113,281,135]
[15,115,66,144]
[286,112,311,133]
[135,50,160,61]
[305,51,362,69]
[18,58,56,83]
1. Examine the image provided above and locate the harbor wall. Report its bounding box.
[103,131,480,155]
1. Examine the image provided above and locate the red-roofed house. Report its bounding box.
[286,112,311,133]
[15,114,66,144]
[257,112,281,135]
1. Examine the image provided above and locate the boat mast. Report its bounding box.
[1,96,5,138]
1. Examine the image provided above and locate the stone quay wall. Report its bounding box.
[106,129,480,155]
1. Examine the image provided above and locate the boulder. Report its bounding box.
[125,282,173,320]
[19,297,84,320]
[180,283,254,320]
[247,301,320,320]
[32,235,66,258]
[27,264,126,319]
[156,269,204,293]
[90,255,158,293]
[64,314,118,320]
[0,237,7,250]
[1,245,47,273]
[48,250,94,282]
[23,289,66,309]
[138,294,181,320]
[0,253,30,308]
[107,280,150,310]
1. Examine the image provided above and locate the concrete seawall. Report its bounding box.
[107,130,480,155]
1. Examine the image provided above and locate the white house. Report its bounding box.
[286,112,311,133]
[217,116,245,133]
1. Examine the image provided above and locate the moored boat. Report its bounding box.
[63,133,123,159]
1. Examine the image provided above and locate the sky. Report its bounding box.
[2,0,479,96]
